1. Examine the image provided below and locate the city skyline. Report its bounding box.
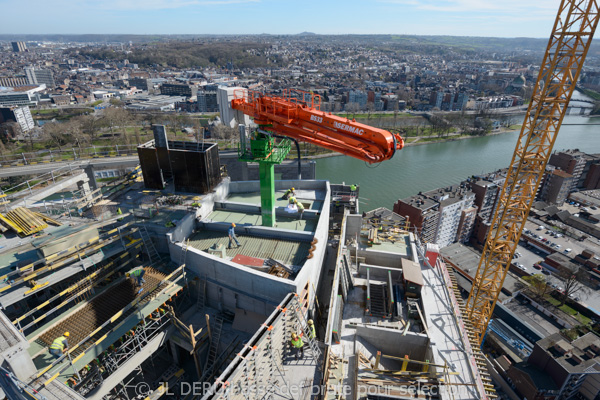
[1,0,561,38]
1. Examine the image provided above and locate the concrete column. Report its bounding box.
[84,165,98,191]
[77,179,92,202]
[169,340,180,364]
[241,162,249,181]
[1,351,37,381]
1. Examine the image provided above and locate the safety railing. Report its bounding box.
[36,264,186,387]
[0,144,139,168]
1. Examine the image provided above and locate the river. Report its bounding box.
[315,114,600,211]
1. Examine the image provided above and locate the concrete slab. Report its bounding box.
[208,209,316,231]
[421,264,482,400]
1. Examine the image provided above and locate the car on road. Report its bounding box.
[543,269,552,276]
[533,264,542,270]
[564,248,572,253]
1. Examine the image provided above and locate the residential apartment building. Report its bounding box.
[197,90,218,112]
[469,180,500,221]
[424,184,475,248]
[24,67,56,88]
[584,162,600,190]
[549,149,589,190]
[541,168,575,205]
[393,195,440,244]
[160,83,197,97]
[11,41,27,52]
[507,332,600,400]
[129,77,152,91]
[0,106,35,132]
[457,206,478,243]
[348,90,368,109]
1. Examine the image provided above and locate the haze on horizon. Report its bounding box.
[0,0,562,38]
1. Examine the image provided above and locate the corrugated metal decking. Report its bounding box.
[188,231,310,267]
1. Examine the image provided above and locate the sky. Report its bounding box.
[0,0,563,37]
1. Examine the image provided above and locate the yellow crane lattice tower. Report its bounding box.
[466,0,600,344]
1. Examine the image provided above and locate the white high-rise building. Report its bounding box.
[0,106,35,132]
[424,184,476,248]
[217,86,251,128]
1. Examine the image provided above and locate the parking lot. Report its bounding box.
[515,221,600,314]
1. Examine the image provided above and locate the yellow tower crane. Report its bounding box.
[466,0,600,344]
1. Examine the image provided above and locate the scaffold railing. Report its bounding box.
[34,264,186,388]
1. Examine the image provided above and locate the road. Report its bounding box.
[0,156,139,178]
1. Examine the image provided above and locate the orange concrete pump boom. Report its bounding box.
[231,89,404,163]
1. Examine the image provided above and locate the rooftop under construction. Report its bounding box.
[0,2,596,398]
[0,137,498,400]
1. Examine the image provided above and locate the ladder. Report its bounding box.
[204,315,223,371]
[138,225,160,263]
[179,239,189,266]
[290,294,321,364]
[196,276,206,311]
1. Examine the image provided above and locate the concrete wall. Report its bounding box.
[358,263,402,280]
[198,221,314,242]
[169,242,295,315]
[225,179,330,310]
[167,179,330,315]
[345,214,363,239]
[169,213,196,244]
[228,179,326,194]
[142,224,171,254]
[350,247,406,273]
[195,178,230,221]
[220,153,316,181]
[213,201,319,221]
[356,324,429,360]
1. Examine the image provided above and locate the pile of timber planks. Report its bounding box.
[0,207,61,236]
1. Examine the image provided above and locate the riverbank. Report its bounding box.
[315,115,600,211]
[303,126,520,160]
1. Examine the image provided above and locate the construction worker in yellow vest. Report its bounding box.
[307,319,316,340]
[49,332,70,359]
[282,187,296,200]
[294,199,305,220]
[126,267,145,287]
[290,332,304,360]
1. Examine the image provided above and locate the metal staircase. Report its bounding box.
[138,225,159,263]
[290,294,321,364]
